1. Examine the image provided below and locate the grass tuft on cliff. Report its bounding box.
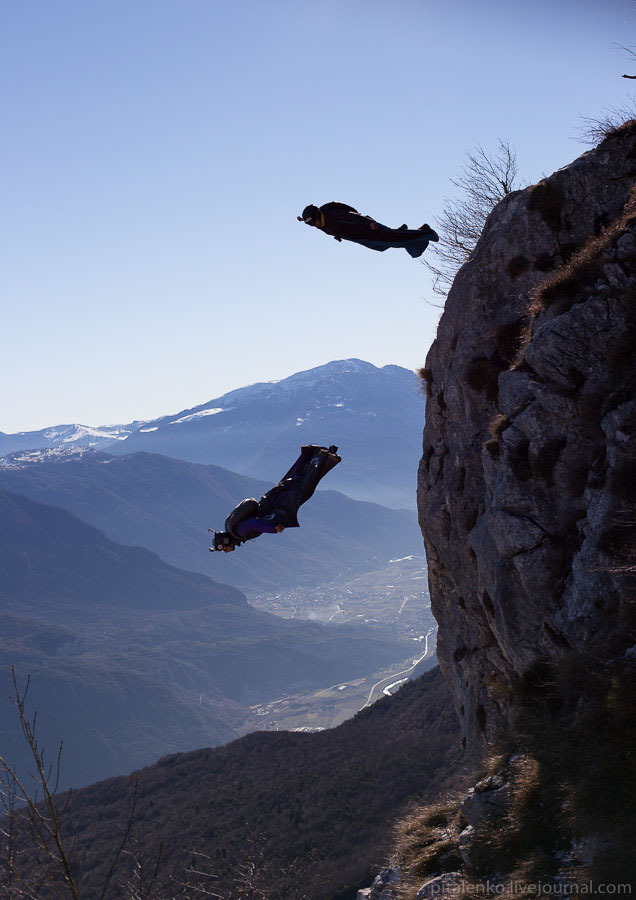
[528,184,636,317]
[579,112,636,147]
[394,800,464,892]
[418,366,434,397]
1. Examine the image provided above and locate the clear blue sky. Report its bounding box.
[2,0,635,432]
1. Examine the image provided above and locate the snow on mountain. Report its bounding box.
[0,422,145,457]
[0,447,99,468]
[58,425,130,443]
[171,408,228,425]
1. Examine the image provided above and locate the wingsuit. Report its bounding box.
[298,202,439,258]
[210,445,341,552]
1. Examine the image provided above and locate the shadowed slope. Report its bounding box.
[45,668,461,899]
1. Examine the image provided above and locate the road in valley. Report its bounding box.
[359,627,436,710]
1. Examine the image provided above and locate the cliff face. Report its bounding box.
[418,125,636,753]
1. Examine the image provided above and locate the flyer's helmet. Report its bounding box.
[300,204,320,224]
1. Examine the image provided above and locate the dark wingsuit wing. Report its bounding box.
[258,446,342,527]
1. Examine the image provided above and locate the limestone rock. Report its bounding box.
[357,866,401,900]
[457,825,475,866]
[459,773,511,829]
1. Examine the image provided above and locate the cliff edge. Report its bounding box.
[419,123,636,754]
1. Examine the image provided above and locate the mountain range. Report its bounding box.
[0,448,421,591]
[0,360,425,508]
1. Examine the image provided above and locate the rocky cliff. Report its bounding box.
[357,125,636,900]
[418,123,636,754]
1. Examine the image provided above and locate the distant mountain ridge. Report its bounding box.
[0,360,424,508]
[0,448,422,591]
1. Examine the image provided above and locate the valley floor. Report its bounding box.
[248,554,434,641]
[240,634,437,733]
[240,555,437,732]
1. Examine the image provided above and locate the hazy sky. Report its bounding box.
[2,0,635,432]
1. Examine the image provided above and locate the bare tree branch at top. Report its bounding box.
[423,140,520,296]
[618,42,636,77]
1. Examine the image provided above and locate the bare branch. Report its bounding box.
[0,669,145,900]
[422,140,521,296]
[98,779,139,900]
